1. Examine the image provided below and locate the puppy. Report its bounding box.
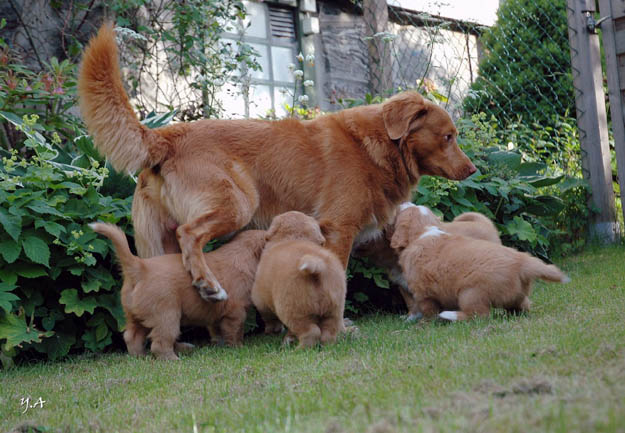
[389,206,569,321]
[90,223,265,360]
[79,24,476,302]
[252,212,346,348]
[353,203,501,318]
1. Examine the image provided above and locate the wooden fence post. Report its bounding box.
[567,0,618,241]
[598,0,625,231]
[363,0,393,96]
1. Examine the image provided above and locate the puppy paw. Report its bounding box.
[405,312,423,322]
[174,342,195,354]
[282,333,297,346]
[439,311,459,322]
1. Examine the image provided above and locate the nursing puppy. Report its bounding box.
[353,203,501,318]
[389,206,569,321]
[90,223,265,360]
[252,212,346,348]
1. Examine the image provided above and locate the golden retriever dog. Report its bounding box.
[78,23,476,302]
[352,203,501,319]
[90,223,266,360]
[389,208,570,321]
[252,211,346,348]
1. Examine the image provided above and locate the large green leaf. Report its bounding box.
[0,282,19,313]
[0,311,53,350]
[505,216,537,242]
[0,208,21,242]
[59,289,98,317]
[0,239,21,264]
[487,151,521,171]
[528,175,564,188]
[35,220,66,237]
[22,236,51,267]
[14,263,47,278]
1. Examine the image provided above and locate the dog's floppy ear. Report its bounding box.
[390,218,411,251]
[265,223,278,242]
[382,92,428,141]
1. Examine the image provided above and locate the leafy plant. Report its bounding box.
[0,113,131,365]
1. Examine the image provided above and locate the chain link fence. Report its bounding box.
[362,0,575,125]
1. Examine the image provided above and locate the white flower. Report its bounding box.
[507,141,515,150]
[298,95,309,104]
[305,53,315,64]
[288,63,296,71]
[293,69,304,79]
[303,80,314,87]
[296,52,304,62]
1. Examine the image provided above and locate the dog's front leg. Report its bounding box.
[319,223,358,269]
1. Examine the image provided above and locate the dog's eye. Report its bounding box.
[444,134,453,142]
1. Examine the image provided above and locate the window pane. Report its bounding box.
[271,46,295,83]
[216,82,246,119]
[274,86,294,117]
[249,84,273,118]
[242,1,267,38]
[248,43,270,80]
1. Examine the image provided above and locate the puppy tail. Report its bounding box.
[298,254,326,276]
[521,256,570,284]
[89,222,142,281]
[78,23,169,174]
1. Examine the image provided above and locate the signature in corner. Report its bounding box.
[20,397,46,414]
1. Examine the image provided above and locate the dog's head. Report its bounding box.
[382,92,476,181]
[389,204,440,251]
[266,211,326,245]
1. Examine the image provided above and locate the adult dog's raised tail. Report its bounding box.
[78,23,169,174]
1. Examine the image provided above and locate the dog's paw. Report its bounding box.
[194,279,228,302]
[282,333,297,346]
[174,342,195,354]
[439,311,459,322]
[405,312,423,322]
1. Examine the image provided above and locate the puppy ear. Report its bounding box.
[315,229,326,246]
[382,92,428,141]
[265,224,277,242]
[390,224,409,251]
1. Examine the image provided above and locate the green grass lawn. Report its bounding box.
[2,245,625,433]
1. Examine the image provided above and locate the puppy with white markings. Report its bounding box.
[252,211,346,348]
[353,203,502,319]
[90,223,265,360]
[389,206,569,321]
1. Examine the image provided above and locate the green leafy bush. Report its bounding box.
[0,114,132,366]
[463,0,574,127]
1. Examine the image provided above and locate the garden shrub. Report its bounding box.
[463,0,574,127]
[0,114,132,366]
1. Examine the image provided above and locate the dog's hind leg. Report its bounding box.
[319,316,342,345]
[149,311,182,360]
[169,168,259,302]
[440,288,490,321]
[132,169,180,258]
[289,322,322,349]
[124,317,149,356]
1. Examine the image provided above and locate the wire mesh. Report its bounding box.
[361,0,575,124]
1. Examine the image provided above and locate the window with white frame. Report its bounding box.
[219,1,298,118]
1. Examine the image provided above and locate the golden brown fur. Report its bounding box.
[251,212,346,348]
[79,23,475,301]
[89,223,265,360]
[389,208,569,321]
[353,203,501,316]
